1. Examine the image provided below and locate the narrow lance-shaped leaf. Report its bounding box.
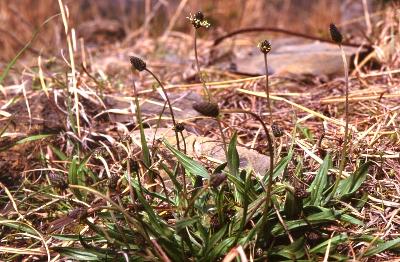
[364,237,400,257]
[309,234,348,254]
[335,161,371,199]
[164,139,209,179]
[227,131,239,177]
[68,156,82,200]
[307,154,331,206]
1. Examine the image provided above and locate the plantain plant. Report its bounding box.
[188,11,228,156]
[329,23,351,197]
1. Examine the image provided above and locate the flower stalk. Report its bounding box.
[329,23,350,198]
[258,40,273,120]
[130,56,181,152]
[189,11,228,156]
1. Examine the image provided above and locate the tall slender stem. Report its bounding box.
[263,53,272,121]
[145,68,189,200]
[338,45,349,178]
[193,29,227,158]
[332,45,349,198]
[194,30,211,101]
[145,68,181,152]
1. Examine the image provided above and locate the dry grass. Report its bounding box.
[0,0,343,63]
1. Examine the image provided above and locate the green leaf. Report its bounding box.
[227,132,239,177]
[68,156,82,200]
[164,139,209,179]
[15,134,53,145]
[340,214,363,226]
[132,184,170,237]
[307,154,331,206]
[335,161,371,198]
[310,234,348,254]
[272,209,338,236]
[49,145,68,161]
[270,237,305,260]
[272,151,293,179]
[283,187,303,220]
[51,247,114,261]
[298,125,314,141]
[176,216,200,232]
[0,218,38,235]
[83,219,131,247]
[0,133,55,152]
[204,224,228,255]
[160,162,182,192]
[51,234,103,241]
[205,236,235,261]
[260,150,293,190]
[364,237,400,257]
[226,173,257,200]
[133,86,151,170]
[234,172,252,239]
[138,119,151,168]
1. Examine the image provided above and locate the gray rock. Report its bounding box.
[129,128,271,176]
[227,39,361,77]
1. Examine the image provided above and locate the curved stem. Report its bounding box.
[151,101,168,150]
[221,109,274,208]
[213,26,365,48]
[145,68,181,152]
[145,68,188,200]
[222,108,274,240]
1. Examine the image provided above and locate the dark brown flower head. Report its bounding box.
[130,160,139,173]
[329,23,343,44]
[255,248,264,257]
[174,122,185,132]
[108,174,119,191]
[271,122,283,137]
[194,11,204,21]
[188,11,210,29]
[210,213,221,230]
[258,40,272,54]
[48,172,68,191]
[68,207,88,220]
[193,101,219,117]
[130,56,146,71]
[210,172,227,188]
[294,187,310,199]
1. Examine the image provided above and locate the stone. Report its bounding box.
[226,38,362,77]
[129,128,271,176]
